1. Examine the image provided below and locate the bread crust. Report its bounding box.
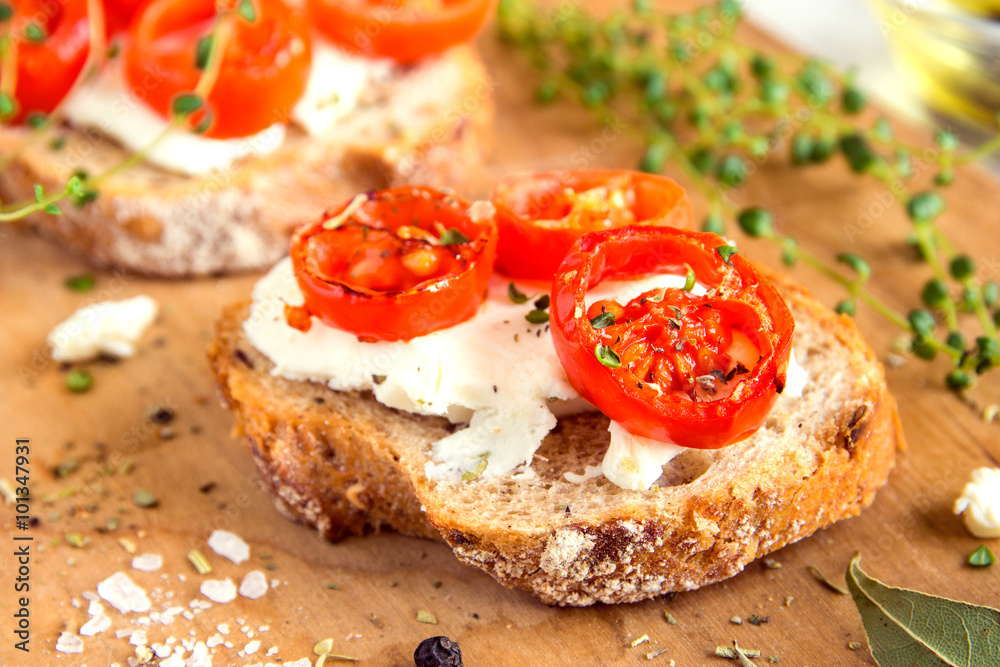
[0,46,492,277]
[208,271,902,606]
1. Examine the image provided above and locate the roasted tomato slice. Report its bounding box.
[1,0,95,123]
[104,0,148,34]
[551,226,794,450]
[289,186,498,342]
[490,170,693,282]
[124,0,310,139]
[306,0,492,63]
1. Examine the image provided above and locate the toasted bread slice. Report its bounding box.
[208,271,903,606]
[0,46,491,277]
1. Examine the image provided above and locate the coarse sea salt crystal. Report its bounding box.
[153,643,171,658]
[186,641,211,667]
[207,634,224,648]
[200,578,237,604]
[217,623,230,635]
[238,571,269,600]
[98,572,151,613]
[55,632,84,654]
[207,529,250,564]
[245,640,261,654]
[160,649,185,667]
[130,629,148,646]
[132,553,163,572]
[283,659,312,667]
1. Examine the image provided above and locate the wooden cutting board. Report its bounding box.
[3,8,1000,667]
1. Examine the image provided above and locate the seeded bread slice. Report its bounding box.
[0,46,491,277]
[208,271,903,606]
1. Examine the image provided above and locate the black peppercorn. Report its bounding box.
[414,636,463,667]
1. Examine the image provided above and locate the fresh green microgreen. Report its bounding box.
[23,22,46,43]
[594,344,621,368]
[836,253,871,283]
[525,309,549,324]
[438,227,469,245]
[65,369,92,393]
[195,34,215,71]
[534,294,550,310]
[171,93,204,116]
[716,245,738,267]
[590,311,615,329]
[0,2,12,22]
[33,184,43,203]
[737,207,772,237]
[682,265,696,291]
[236,0,257,23]
[25,112,47,129]
[64,274,96,292]
[508,282,529,304]
[968,545,996,567]
[0,91,14,118]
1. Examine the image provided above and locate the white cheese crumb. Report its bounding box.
[283,660,312,667]
[267,646,278,655]
[206,635,224,648]
[80,614,111,636]
[207,530,250,564]
[48,296,158,362]
[238,570,269,600]
[98,572,152,613]
[116,629,133,639]
[200,579,237,604]
[132,553,163,572]
[130,629,148,646]
[55,632,84,654]
[216,623,230,635]
[153,643,172,658]
[245,640,261,655]
[954,467,1000,538]
[603,421,686,491]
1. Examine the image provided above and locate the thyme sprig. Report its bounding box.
[0,1,250,221]
[498,0,1000,390]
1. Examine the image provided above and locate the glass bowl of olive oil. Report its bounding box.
[869,0,1000,127]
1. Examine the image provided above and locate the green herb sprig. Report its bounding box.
[0,2,256,221]
[497,0,1000,392]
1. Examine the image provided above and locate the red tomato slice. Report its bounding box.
[2,0,94,123]
[490,170,693,282]
[124,0,310,139]
[306,0,492,63]
[289,186,498,342]
[550,226,794,450]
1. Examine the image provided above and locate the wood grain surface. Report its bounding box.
[3,8,1000,667]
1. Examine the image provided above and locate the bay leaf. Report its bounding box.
[846,554,1000,666]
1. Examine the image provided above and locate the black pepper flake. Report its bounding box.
[234,349,255,369]
[414,636,463,667]
[748,615,770,626]
[372,374,387,385]
[149,407,176,424]
[492,385,498,393]
[199,482,217,494]
[314,396,325,404]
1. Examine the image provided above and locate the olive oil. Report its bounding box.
[871,0,1000,126]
